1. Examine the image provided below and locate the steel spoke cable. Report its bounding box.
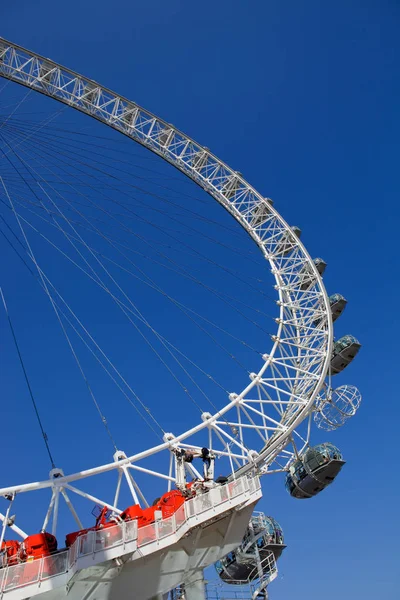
[1,120,266,273]
[1,129,275,425]
[8,193,263,359]
[22,210,226,412]
[0,88,33,131]
[0,175,119,452]
[1,108,66,159]
[1,122,265,269]
[25,194,260,370]
[0,286,56,468]
[2,115,254,238]
[0,106,266,458]
[2,191,265,382]
[3,160,218,415]
[2,184,273,338]
[4,135,273,296]
[1,223,274,380]
[0,78,11,95]
[3,118,215,201]
[0,132,269,295]
[0,133,277,330]
[0,222,165,439]
[36,183,226,413]
[4,191,275,349]
[1,119,251,243]
[0,182,277,339]
[9,204,236,408]
[8,207,260,449]
[2,115,177,163]
[0,127,265,284]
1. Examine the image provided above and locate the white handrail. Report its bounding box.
[0,474,259,595]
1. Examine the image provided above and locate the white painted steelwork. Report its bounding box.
[0,475,261,600]
[0,36,332,531]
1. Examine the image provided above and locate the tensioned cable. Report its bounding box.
[9,190,274,323]
[1,194,240,396]
[0,127,276,331]
[1,118,252,244]
[1,188,273,346]
[3,207,238,440]
[0,79,11,95]
[1,145,215,416]
[0,221,165,439]
[1,121,267,277]
[1,109,66,159]
[0,127,259,454]
[0,117,278,394]
[0,219,249,460]
[0,123,262,280]
[37,182,223,413]
[0,221,251,456]
[0,175,119,452]
[0,88,32,131]
[1,193,242,434]
[0,116,268,270]
[4,194,262,359]
[0,131,273,354]
[31,194,258,372]
[0,132,275,308]
[2,114,257,238]
[2,179,274,323]
[0,143,276,401]
[0,286,56,468]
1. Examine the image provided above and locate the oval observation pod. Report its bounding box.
[215,513,285,584]
[313,292,347,326]
[329,293,347,322]
[314,384,362,431]
[299,258,327,290]
[251,198,274,227]
[276,226,301,257]
[331,335,361,375]
[221,172,243,199]
[285,443,345,499]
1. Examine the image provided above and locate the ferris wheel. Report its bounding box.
[0,38,362,600]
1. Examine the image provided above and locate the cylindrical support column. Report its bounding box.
[184,570,206,600]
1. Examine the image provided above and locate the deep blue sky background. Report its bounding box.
[1,1,399,598]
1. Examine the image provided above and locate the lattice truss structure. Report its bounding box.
[0,38,332,533]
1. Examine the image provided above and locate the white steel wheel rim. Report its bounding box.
[0,37,332,499]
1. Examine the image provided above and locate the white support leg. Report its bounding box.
[42,490,56,532]
[122,466,140,505]
[51,488,60,536]
[0,496,14,548]
[61,489,83,529]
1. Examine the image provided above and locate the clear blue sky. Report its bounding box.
[1,1,399,598]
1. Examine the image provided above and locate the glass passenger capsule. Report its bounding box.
[299,257,327,290]
[329,293,347,322]
[251,198,274,226]
[330,334,361,375]
[276,226,301,256]
[157,125,174,147]
[285,443,345,499]
[314,384,362,431]
[221,172,243,199]
[192,147,210,170]
[215,513,285,584]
